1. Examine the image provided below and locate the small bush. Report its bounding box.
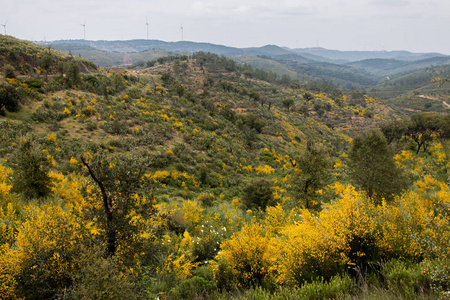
[11,139,53,199]
[420,259,449,298]
[241,178,276,210]
[0,83,20,113]
[198,193,215,207]
[295,274,355,300]
[4,64,16,79]
[169,276,218,300]
[102,120,130,135]
[126,87,142,99]
[67,247,140,300]
[383,260,429,297]
[24,78,44,90]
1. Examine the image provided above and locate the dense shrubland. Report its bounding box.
[0,35,449,299]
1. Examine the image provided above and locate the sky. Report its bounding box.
[1,0,450,54]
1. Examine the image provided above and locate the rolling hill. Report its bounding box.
[40,39,450,94]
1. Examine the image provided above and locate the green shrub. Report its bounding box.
[421,259,450,298]
[126,87,142,99]
[0,83,20,113]
[4,64,16,79]
[24,78,44,89]
[198,193,215,207]
[85,121,98,131]
[295,274,355,300]
[102,120,130,135]
[11,139,53,199]
[241,178,276,210]
[67,247,140,300]
[169,276,218,300]
[383,260,429,297]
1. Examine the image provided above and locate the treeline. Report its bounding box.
[381,112,450,153]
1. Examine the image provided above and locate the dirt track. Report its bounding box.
[418,95,450,109]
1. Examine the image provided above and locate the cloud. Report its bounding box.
[368,0,410,6]
[3,0,450,53]
[184,0,315,21]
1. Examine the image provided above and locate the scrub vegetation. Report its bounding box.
[1,35,450,299]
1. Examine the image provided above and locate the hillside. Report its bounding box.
[41,39,450,106]
[348,56,450,78]
[368,63,450,113]
[292,47,447,62]
[1,36,450,299]
[0,35,97,76]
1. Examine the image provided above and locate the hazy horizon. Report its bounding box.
[2,0,450,55]
[38,38,449,56]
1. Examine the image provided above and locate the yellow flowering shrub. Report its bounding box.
[0,164,13,202]
[47,133,57,144]
[264,203,287,234]
[0,243,20,299]
[69,157,78,165]
[182,200,203,225]
[158,254,199,280]
[232,198,240,209]
[376,191,429,259]
[181,231,192,250]
[216,223,276,287]
[48,171,91,209]
[255,165,275,175]
[277,185,381,285]
[415,175,441,194]
[0,205,86,299]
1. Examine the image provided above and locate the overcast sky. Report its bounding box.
[2,0,450,54]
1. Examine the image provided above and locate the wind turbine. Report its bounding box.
[1,20,7,35]
[146,18,149,40]
[80,20,86,40]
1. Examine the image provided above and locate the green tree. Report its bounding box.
[80,151,156,257]
[176,84,185,97]
[303,92,314,101]
[3,64,16,80]
[380,119,408,145]
[38,47,53,81]
[282,98,295,111]
[407,113,442,154]
[0,83,20,113]
[11,139,53,199]
[64,60,81,85]
[348,130,409,203]
[241,178,275,211]
[290,142,332,209]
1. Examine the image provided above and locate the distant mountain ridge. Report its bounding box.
[38,39,450,92]
[40,39,447,62]
[291,47,446,62]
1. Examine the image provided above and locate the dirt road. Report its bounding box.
[418,95,450,109]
